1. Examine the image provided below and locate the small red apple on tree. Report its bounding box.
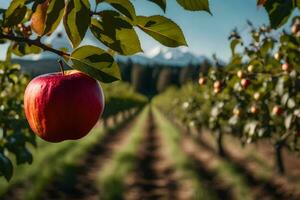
[282,63,291,72]
[213,80,222,89]
[24,68,104,142]
[198,77,206,85]
[233,107,241,117]
[214,87,221,94]
[291,24,300,35]
[241,78,251,89]
[272,106,283,116]
[213,80,222,94]
[250,105,259,114]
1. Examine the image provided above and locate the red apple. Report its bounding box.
[214,87,221,94]
[198,77,206,85]
[213,80,222,89]
[282,63,291,72]
[241,78,251,89]
[272,106,283,116]
[24,70,104,142]
[250,105,259,114]
[291,24,300,35]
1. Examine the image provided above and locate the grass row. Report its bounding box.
[154,107,262,200]
[153,108,219,200]
[0,108,141,200]
[97,106,149,200]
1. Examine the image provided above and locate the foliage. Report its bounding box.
[0,0,299,181]
[0,0,211,83]
[101,81,148,119]
[0,50,34,181]
[154,17,300,174]
[0,0,207,181]
[98,106,149,200]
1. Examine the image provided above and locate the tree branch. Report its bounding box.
[0,33,71,57]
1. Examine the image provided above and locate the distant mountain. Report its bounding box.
[17,24,210,66]
[117,46,209,66]
[21,33,209,67]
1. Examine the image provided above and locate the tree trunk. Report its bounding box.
[275,141,285,174]
[216,130,225,157]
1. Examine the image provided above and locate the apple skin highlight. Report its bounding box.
[24,70,104,142]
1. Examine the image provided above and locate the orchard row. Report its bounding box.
[155,17,300,174]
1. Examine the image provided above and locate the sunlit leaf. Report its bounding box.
[43,0,65,35]
[68,45,121,83]
[148,0,166,12]
[103,0,136,20]
[136,15,187,47]
[91,11,142,55]
[176,0,211,13]
[11,42,42,57]
[4,0,27,26]
[64,0,91,48]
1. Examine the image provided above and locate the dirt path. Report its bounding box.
[223,140,300,200]
[124,111,180,200]
[196,133,300,200]
[40,116,139,200]
[181,135,235,200]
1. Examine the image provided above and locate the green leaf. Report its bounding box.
[43,0,65,35]
[136,15,187,47]
[11,42,42,57]
[90,11,142,55]
[64,0,91,48]
[148,0,166,12]
[176,0,211,13]
[260,39,274,57]
[103,0,136,20]
[15,147,33,165]
[0,154,13,181]
[68,45,121,83]
[264,0,296,28]
[4,0,27,26]
[285,114,293,129]
[230,39,241,55]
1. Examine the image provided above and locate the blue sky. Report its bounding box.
[0,0,296,61]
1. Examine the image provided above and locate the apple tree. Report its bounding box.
[0,0,213,181]
[159,18,300,174]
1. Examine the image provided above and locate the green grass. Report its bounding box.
[0,108,141,200]
[97,106,149,200]
[23,126,107,200]
[153,107,219,200]
[213,161,253,200]
[154,108,260,200]
[0,138,78,196]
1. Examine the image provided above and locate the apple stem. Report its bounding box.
[58,60,65,76]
